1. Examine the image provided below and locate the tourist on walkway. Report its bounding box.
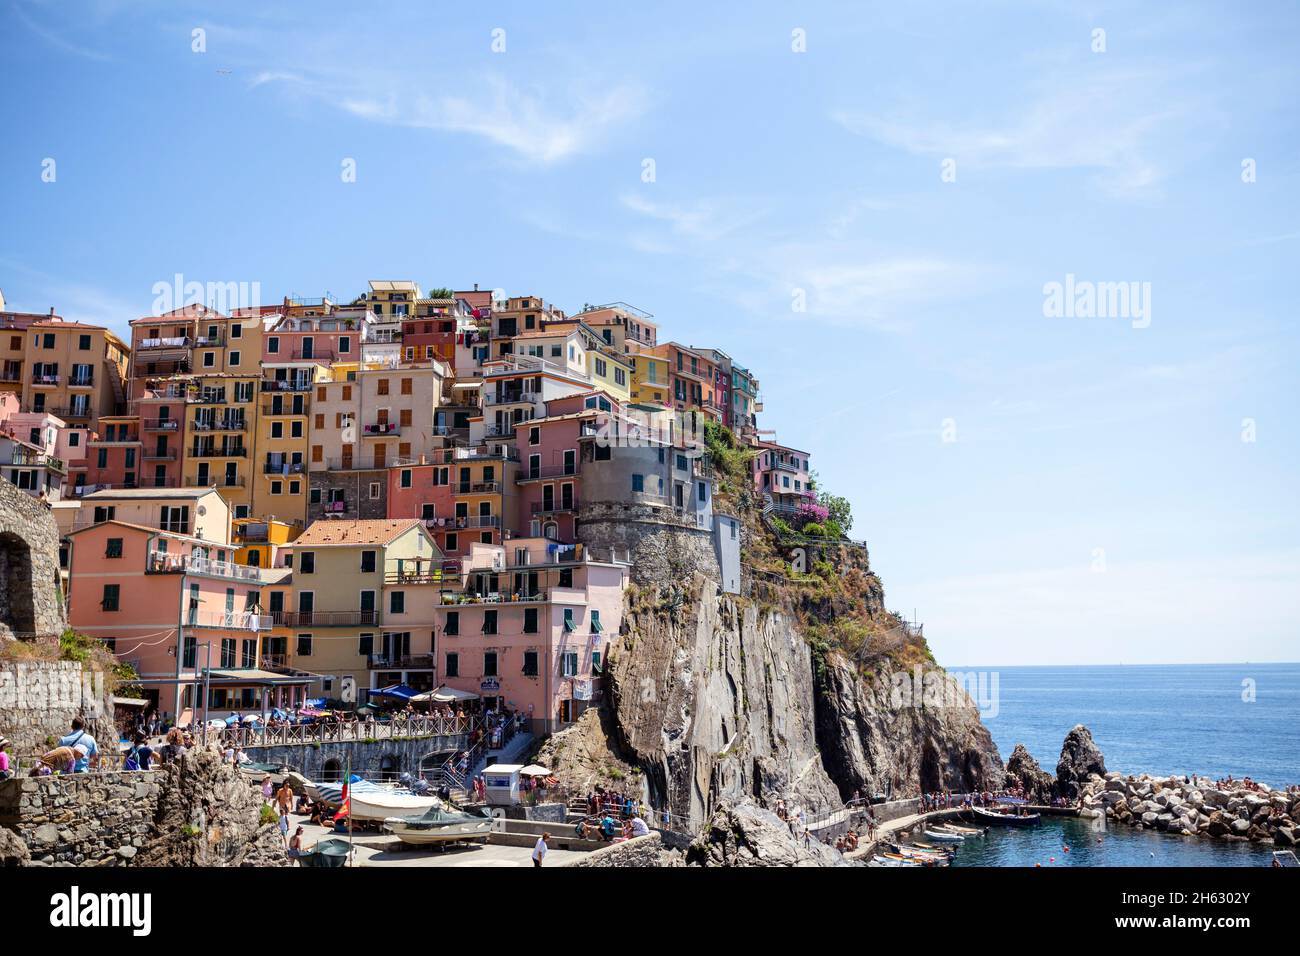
[630,815,650,837]
[58,718,97,773]
[0,736,11,780]
[532,832,549,867]
[160,729,186,764]
[289,826,304,864]
[125,733,153,771]
[276,780,293,815]
[261,775,275,803]
[279,808,291,846]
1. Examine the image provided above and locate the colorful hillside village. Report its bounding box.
[1,283,820,733]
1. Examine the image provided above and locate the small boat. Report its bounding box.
[1272,850,1299,868]
[923,828,964,843]
[306,778,391,807]
[875,853,922,866]
[296,838,351,868]
[385,806,496,845]
[933,822,985,836]
[970,806,1041,827]
[349,788,444,823]
[239,762,296,786]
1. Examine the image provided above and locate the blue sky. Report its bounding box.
[3,0,1298,665]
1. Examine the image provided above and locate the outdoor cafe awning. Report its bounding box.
[411,684,480,703]
[370,683,419,700]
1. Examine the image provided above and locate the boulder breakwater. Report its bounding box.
[1083,773,1299,847]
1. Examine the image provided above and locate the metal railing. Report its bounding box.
[518,464,579,481]
[142,419,181,431]
[220,714,477,749]
[262,461,305,474]
[259,380,313,392]
[185,609,272,631]
[275,609,379,627]
[531,499,579,514]
[146,550,262,581]
[189,445,247,458]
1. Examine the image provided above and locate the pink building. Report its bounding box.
[513,395,598,542]
[65,520,310,721]
[752,440,813,517]
[433,539,627,733]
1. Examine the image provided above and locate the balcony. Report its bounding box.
[141,449,177,461]
[363,422,401,436]
[142,419,181,432]
[184,475,245,488]
[531,498,579,515]
[190,392,230,405]
[68,374,95,388]
[185,610,271,631]
[278,610,379,628]
[138,337,191,350]
[425,514,499,530]
[262,461,305,475]
[383,569,445,585]
[291,348,334,361]
[772,458,802,473]
[321,500,348,515]
[518,464,579,482]
[453,481,500,495]
[0,368,22,384]
[368,654,434,670]
[191,419,246,431]
[189,445,247,458]
[30,373,59,386]
[439,590,549,606]
[259,380,313,392]
[195,335,225,348]
[233,522,269,542]
[46,406,92,420]
[0,451,64,472]
[261,402,306,416]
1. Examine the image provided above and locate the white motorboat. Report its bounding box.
[349,788,445,823]
[922,828,965,843]
[385,806,497,845]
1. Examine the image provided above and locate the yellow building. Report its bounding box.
[629,349,671,407]
[182,373,258,516]
[21,320,129,430]
[360,280,421,320]
[252,365,326,526]
[283,518,443,697]
[232,516,299,570]
[449,450,519,555]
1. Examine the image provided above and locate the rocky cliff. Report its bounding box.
[541,567,1002,831]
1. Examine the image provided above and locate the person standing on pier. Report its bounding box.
[532,832,550,867]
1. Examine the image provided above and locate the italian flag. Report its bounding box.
[336,781,350,820]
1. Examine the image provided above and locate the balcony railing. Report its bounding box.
[1,452,65,471]
[195,335,224,348]
[518,464,579,481]
[260,402,306,416]
[454,481,500,494]
[191,419,246,431]
[183,475,245,487]
[190,393,232,405]
[423,515,500,530]
[233,522,269,542]
[68,374,94,388]
[259,380,313,392]
[262,461,305,475]
[184,610,271,631]
[383,569,445,585]
[363,422,401,436]
[142,419,181,431]
[138,337,191,350]
[141,450,177,461]
[277,610,379,627]
[439,590,549,606]
[321,500,348,514]
[531,498,579,515]
[367,654,434,670]
[158,552,262,581]
[30,373,59,385]
[189,445,247,458]
[291,348,334,361]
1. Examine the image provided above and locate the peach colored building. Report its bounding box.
[433,540,627,732]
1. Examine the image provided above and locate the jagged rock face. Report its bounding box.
[607,577,843,830]
[0,826,31,867]
[136,750,287,867]
[1004,744,1056,802]
[685,801,851,867]
[1056,724,1106,798]
[813,656,1003,800]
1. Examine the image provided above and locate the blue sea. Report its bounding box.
[962,663,1300,787]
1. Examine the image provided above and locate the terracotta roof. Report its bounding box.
[293,518,422,547]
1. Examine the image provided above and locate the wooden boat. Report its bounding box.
[970,806,1040,827]
[385,806,496,845]
[1272,850,1299,867]
[934,822,985,836]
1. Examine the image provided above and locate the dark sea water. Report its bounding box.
[960,663,1300,786]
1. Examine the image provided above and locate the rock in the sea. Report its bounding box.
[684,801,851,867]
[1004,744,1055,803]
[0,827,31,867]
[1055,724,1106,798]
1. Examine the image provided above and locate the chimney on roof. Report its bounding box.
[473,284,479,292]
[49,307,55,317]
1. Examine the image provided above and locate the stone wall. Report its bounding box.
[307,469,388,523]
[0,659,114,755]
[577,501,718,588]
[566,831,664,867]
[0,771,159,865]
[0,478,66,641]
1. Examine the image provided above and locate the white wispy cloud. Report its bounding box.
[832,67,1207,198]
[11,1,113,61]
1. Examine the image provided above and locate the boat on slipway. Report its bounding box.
[349,788,447,823]
[969,806,1041,827]
[385,805,497,845]
[306,778,392,808]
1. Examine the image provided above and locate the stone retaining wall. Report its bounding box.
[578,501,717,588]
[0,659,114,755]
[242,732,470,779]
[0,771,161,866]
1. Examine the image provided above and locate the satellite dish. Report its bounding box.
[197,505,207,516]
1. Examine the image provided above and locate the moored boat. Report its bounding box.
[923,828,965,843]
[970,806,1041,827]
[349,788,444,823]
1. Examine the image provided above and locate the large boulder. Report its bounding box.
[1003,744,1055,803]
[0,827,30,867]
[684,801,851,867]
[1056,725,1107,798]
